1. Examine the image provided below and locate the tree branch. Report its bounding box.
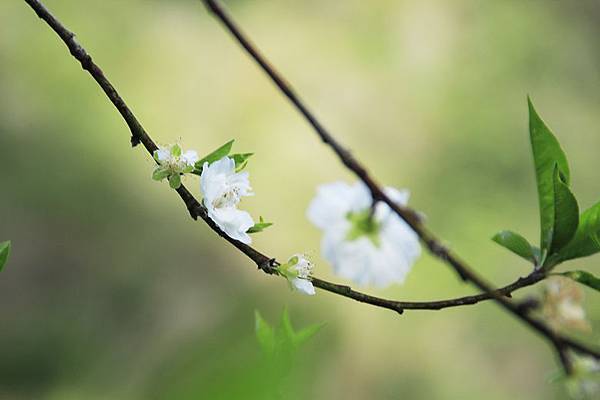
[198,0,600,371]
[22,0,540,315]
[312,270,548,313]
[22,0,598,377]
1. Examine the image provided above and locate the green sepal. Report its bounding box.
[152,167,170,181]
[168,174,181,189]
[287,256,299,268]
[276,256,299,280]
[346,209,380,247]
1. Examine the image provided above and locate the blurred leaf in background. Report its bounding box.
[0,241,10,272]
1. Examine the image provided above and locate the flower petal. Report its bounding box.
[307,181,356,230]
[182,150,199,166]
[210,156,236,175]
[208,206,254,244]
[155,148,171,163]
[292,278,316,295]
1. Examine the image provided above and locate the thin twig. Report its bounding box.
[198,0,600,370]
[312,270,548,312]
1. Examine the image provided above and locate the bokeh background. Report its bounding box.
[1,0,600,399]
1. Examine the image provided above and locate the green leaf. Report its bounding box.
[548,165,579,257]
[528,97,571,258]
[193,140,234,173]
[231,153,253,171]
[254,310,275,354]
[293,322,325,347]
[247,222,273,234]
[559,201,600,261]
[168,174,181,189]
[0,241,10,272]
[255,308,322,357]
[558,270,600,292]
[492,230,537,264]
[152,167,170,181]
[279,307,295,344]
[278,307,323,348]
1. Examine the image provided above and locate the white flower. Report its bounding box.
[281,254,315,296]
[155,144,198,173]
[543,277,590,332]
[200,156,254,244]
[153,144,199,188]
[307,181,421,288]
[182,151,199,166]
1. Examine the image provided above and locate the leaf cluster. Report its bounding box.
[493,98,600,291]
[191,139,253,175]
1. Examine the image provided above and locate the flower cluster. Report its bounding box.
[279,254,315,296]
[200,156,255,244]
[307,181,421,288]
[543,277,590,332]
[151,143,424,294]
[152,142,258,244]
[152,144,199,189]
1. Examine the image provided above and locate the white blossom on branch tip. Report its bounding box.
[152,144,199,189]
[280,254,315,296]
[307,181,421,288]
[200,156,254,244]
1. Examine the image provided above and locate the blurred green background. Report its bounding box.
[1,0,599,399]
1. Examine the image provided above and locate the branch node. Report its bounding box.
[258,258,278,274]
[131,135,141,147]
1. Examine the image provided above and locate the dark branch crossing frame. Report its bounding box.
[22,0,599,375]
